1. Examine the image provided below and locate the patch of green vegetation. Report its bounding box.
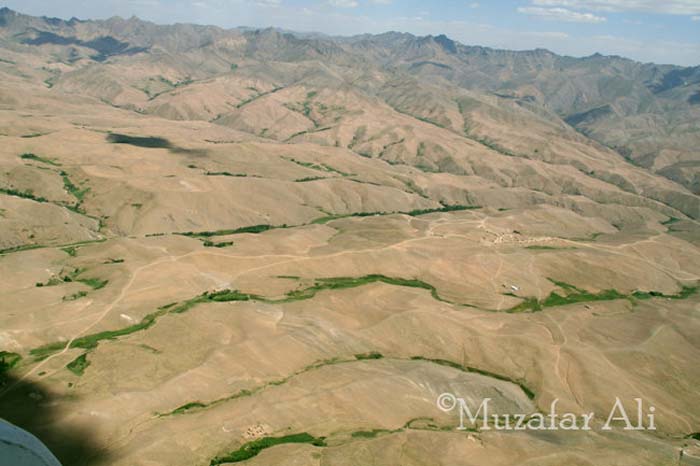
[64,238,107,250]
[162,357,358,417]
[687,432,700,441]
[179,224,276,238]
[311,204,479,225]
[77,278,108,290]
[630,290,665,300]
[166,289,258,315]
[524,245,571,250]
[414,161,440,173]
[104,258,124,264]
[355,351,383,360]
[170,401,208,415]
[302,95,315,119]
[166,298,202,314]
[138,344,161,354]
[415,115,444,127]
[673,285,698,299]
[661,216,681,226]
[350,428,397,438]
[59,267,85,283]
[571,232,604,242]
[0,244,43,255]
[60,171,89,202]
[210,433,326,465]
[54,238,107,257]
[276,275,300,280]
[543,288,626,308]
[403,416,462,432]
[63,290,88,301]
[157,76,193,89]
[632,285,698,301]
[236,86,283,109]
[507,279,698,313]
[0,351,21,374]
[66,353,90,376]
[547,278,582,291]
[165,387,255,416]
[295,176,326,182]
[230,63,238,71]
[507,297,543,313]
[180,204,480,240]
[347,126,367,150]
[283,157,353,177]
[229,224,276,235]
[65,204,85,215]
[29,309,167,360]
[206,289,258,302]
[406,204,480,216]
[392,107,445,129]
[285,129,312,140]
[277,275,444,304]
[205,171,248,177]
[20,153,60,166]
[410,356,536,400]
[35,277,63,287]
[469,135,518,157]
[399,179,428,198]
[310,212,375,224]
[0,187,48,203]
[203,240,234,248]
[158,302,178,310]
[0,351,20,386]
[378,138,405,158]
[403,417,435,429]
[165,353,532,421]
[410,356,462,370]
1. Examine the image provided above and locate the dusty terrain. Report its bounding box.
[0,8,699,466]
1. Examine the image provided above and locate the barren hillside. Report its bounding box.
[0,8,699,466]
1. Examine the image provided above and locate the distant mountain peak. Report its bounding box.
[433,34,457,54]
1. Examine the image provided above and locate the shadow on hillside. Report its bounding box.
[107,133,207,156]
[0,372,109,466]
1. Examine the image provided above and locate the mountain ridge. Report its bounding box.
[2,6,698,67]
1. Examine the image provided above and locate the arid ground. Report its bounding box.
[1,8,699,466]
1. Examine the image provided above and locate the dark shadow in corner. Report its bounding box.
[107,133,207,156]
[0,371,110,466]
